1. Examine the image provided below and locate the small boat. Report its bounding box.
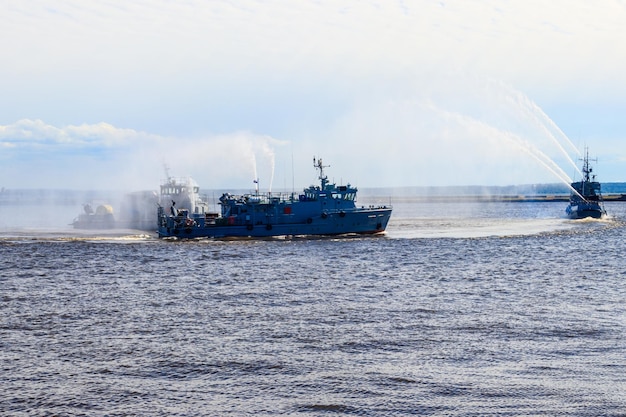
[71,203,116,229]
[566,149,607,219]
[71,191,159,230]
[157,157,393,239]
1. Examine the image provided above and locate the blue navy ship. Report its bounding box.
[157,157,392,238]
[566,149,607,219]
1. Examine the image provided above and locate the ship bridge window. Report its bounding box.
[330,192,355,200]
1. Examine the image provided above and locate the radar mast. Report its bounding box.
[313,157,330,189]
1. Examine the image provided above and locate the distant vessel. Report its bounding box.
[71,203,115,229]
[158,174,210,218]
[70,168,211,231]
[157,157,392,239]
[566,149,607,219]
[71,191,159,230]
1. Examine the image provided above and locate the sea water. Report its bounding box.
[1,199,625,416]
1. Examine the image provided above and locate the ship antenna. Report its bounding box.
[580,147,598,183]
[163,162,172,182]
[313,157,330,189]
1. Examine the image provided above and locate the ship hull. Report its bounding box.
[158,208,392,239]
[71,213,115,229]
[566,203,606,220]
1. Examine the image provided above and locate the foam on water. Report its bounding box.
[387,217,575,239]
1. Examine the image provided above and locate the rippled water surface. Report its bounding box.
[1,201,626,416]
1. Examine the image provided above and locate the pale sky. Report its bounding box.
[2,0,626,191]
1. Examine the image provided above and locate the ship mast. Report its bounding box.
[163,162,172,183]
[582,148,591,183]
[313,157,330,189]
[580,147,598,197]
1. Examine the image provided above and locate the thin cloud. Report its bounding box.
[0,119,156,150]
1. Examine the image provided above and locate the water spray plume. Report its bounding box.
[505,133,585,200]
[244,136,279,193]
[503,82,582,176]
[437,105,585,198]
[259,137,276,193]
[251,153,258,190]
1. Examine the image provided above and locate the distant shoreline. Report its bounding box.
[2,183,626,205]
[373,194,626,203]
